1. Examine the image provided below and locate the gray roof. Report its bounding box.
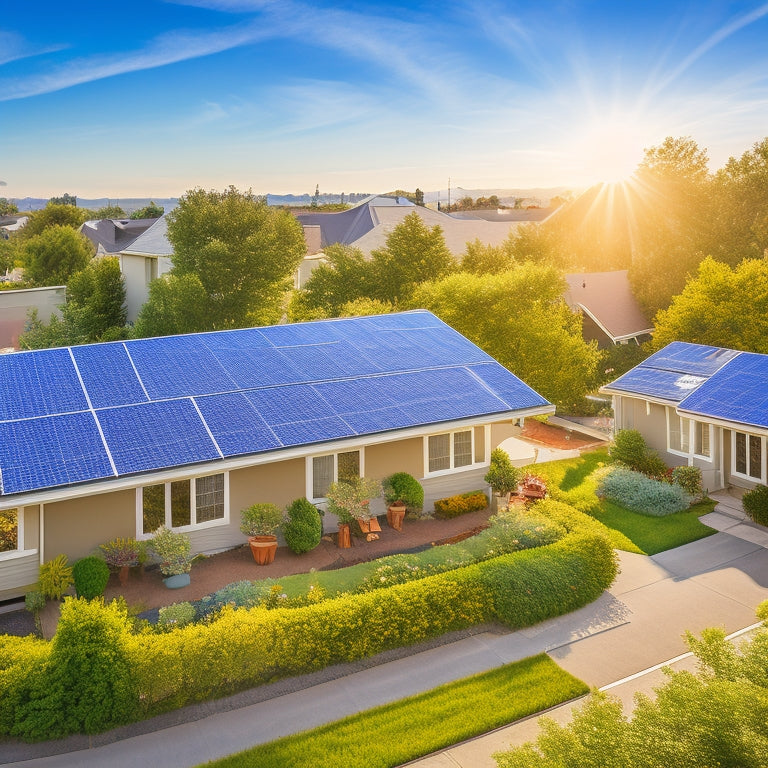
[449,208,556,222]
[120,215,173,257]
[80,218,157,254]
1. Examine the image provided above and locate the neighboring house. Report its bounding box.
[0,310,553,600]
[601,341,768,492]
[0,216,29,238]
[564,271,653,348]
[80,218,157,256]
[0,286,66,351]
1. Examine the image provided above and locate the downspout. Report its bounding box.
[39,503,44,565]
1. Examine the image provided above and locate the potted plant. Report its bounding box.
[326,477,382,548]
[484,448,521,510]
[382,472,424,531]
[240,503,285,565]
[99,536,141,585]
[149,526,193,588]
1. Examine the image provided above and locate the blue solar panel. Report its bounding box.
[341,405,417,434]
[245,385,335,426]
[72,343,148,409]
[259,320,350,346]
[640,342,739,376]
[211,346,304,389]
[0,412,114,494]
[126,335,237,399]
[0,348,88,421]
[467,363,549,410]
[679,352,768,429]
[97,400,220,475]
[199,327,273,350]
[194,393,282,456]
[271,416,355,447]
[606,366,708,403]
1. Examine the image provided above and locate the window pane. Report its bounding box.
[171,480,191,528]
[474,427,485,464]
[143,485,165,534]
[0,508,18,553]
[337,451,360,484]
[428,434,451,472]
[695,422,710,457]
[749,435,762,479]
[735,433,747,474]
[454,430,473,467]
[668,410,681,452]
[313,455,335,498]
[196,474,224,523]
[680,418,690,453]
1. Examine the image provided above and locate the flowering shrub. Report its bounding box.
[99,537,141,568]
[239,503,285,537]
[598,467,692,516]
[671,465,704,498]
[326,477,382,524]
[434,490,488,519]
[38,554,74,600]
[158,602,196,629]
[482,509,565,553]
[355,554,469,593]
[149,526,192,576]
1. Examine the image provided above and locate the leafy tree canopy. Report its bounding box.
[461,239,515,275]
[129,201,164,219]
[0,198,19,215]
[22,225,93,286]
[94,204,127,219]
[652,256,768,353]
[21,203,87,240]
[410,265,599,410]
[49,192,77,206]
[132,273,210,338]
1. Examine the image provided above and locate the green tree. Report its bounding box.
[410,266,599,410]
[132,273,213,338]
[0,198,19,215]
[49,192,77,206]
[0,237,18,275]
[505,223,566,267]
[22,225,93,286]
[461,239,514,275]
[21,257,128,349]
[370,211,455,303]
[652,257,768,353]
[95,204,127,219]
[20,203,87,240]
[129,201,164,219]
[338,297,393,317]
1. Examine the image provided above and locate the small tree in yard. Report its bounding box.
[485,448,520,501]
[284,498,323,554]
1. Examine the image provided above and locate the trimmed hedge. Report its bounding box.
[72,556,110,600]
[598,467,692,516]
[433,490,488,519]
[0,504,618,739]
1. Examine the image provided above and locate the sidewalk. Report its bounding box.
[6,494,768,768]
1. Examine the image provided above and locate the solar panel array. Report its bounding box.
[0,311,549,496]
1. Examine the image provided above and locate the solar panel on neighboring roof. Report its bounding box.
[635,341,739,377]
[0,310,551,497]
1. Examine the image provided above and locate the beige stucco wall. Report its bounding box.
[490,421,521,447]
[365,437,424,481]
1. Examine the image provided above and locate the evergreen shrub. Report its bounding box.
[158,602,197,629]
[72,557,110,599]
[598,467,692,516]
[743,484,768,527]
[38,554,74,600]
[610,429,668,478]
[433,490,488,519]
[671,465,704,498]
[284,498,323,554]
[382,472,424,512]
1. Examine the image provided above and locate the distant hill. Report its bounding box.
[423,186,575,207]
[10,197,179,214]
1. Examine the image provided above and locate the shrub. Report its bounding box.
[598,467,692,516]
[72,557,110,600]
[326,477,382,524]
[484,448,520,498]
[433,490,488,519]
[149,526,192,576]
[158,602,197,629]
[382,472,424,512]
[240,503,285,537]
[610,429,668,478]
[743,485,768,527]
[99,537,140,568]
[38,554,74,600]
[671,465,704,498]
[482,508,566,554]
[198,579,271,617]
[284,498,323,554]
[24,590,46,635]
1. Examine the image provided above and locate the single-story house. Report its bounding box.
[0,310,553,600]
[601,341,768,492]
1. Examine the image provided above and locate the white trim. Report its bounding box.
[2,407,551,509]
[306,448,365,503]
[731,431,766,484]
[666,407,713,464]
[423,427,489,478]
[0,548,38,562]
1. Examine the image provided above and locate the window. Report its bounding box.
[144,257,158,285]
[310,450,361,500]
[0,508,19,554]
[733,432,765,482]
[426,429,477,474]
[694,422,711,458]
[667,411,690,453]
[139,473,227,536]
[667,410,711,460]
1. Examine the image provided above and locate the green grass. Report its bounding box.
[203,655,588,768]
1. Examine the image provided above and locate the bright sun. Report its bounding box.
[575,115,648,184]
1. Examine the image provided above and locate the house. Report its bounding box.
[0,310,553,600]
[564,271,653,348]
[601,341,768,492]
[0,285,66,351]
[80,217,158,256]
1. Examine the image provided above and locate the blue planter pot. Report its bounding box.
[163,573,191,589]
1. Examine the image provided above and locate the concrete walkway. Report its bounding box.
[7,494,768,768]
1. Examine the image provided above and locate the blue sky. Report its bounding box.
[3,1,768,198]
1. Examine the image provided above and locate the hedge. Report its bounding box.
[0,508,618,740]
[433,490,488,519]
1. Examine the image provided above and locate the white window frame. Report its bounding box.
[423,427,489,477]
[0,506,26,561]
[666,408,713,462]
[306,448,365,503]
[136,471,229,539]
[731,431,766,483]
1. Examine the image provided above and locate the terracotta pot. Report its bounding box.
[118,564,130,586]
[387,503,406,532]
[249,535,278,565]
[337,523,351,549]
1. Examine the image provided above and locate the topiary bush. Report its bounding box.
[743,484,768,527]
[433,490,488,519]
[284,497,323,554]
[484,448,520,498]
[382,472,424,513]
[38,554,74,600]
[72,557,110,600]
[598,467,692,516]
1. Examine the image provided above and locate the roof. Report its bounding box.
[603,341,768,431]
[120,215,173,257]
[80,218,157,255]
[295,196,534,256]
[564,271,652,342]
[0,311,550,498]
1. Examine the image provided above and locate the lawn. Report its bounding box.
[202,654,587,768]
[529,449,717,556]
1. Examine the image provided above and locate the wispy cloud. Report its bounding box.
[0,31,66,67]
